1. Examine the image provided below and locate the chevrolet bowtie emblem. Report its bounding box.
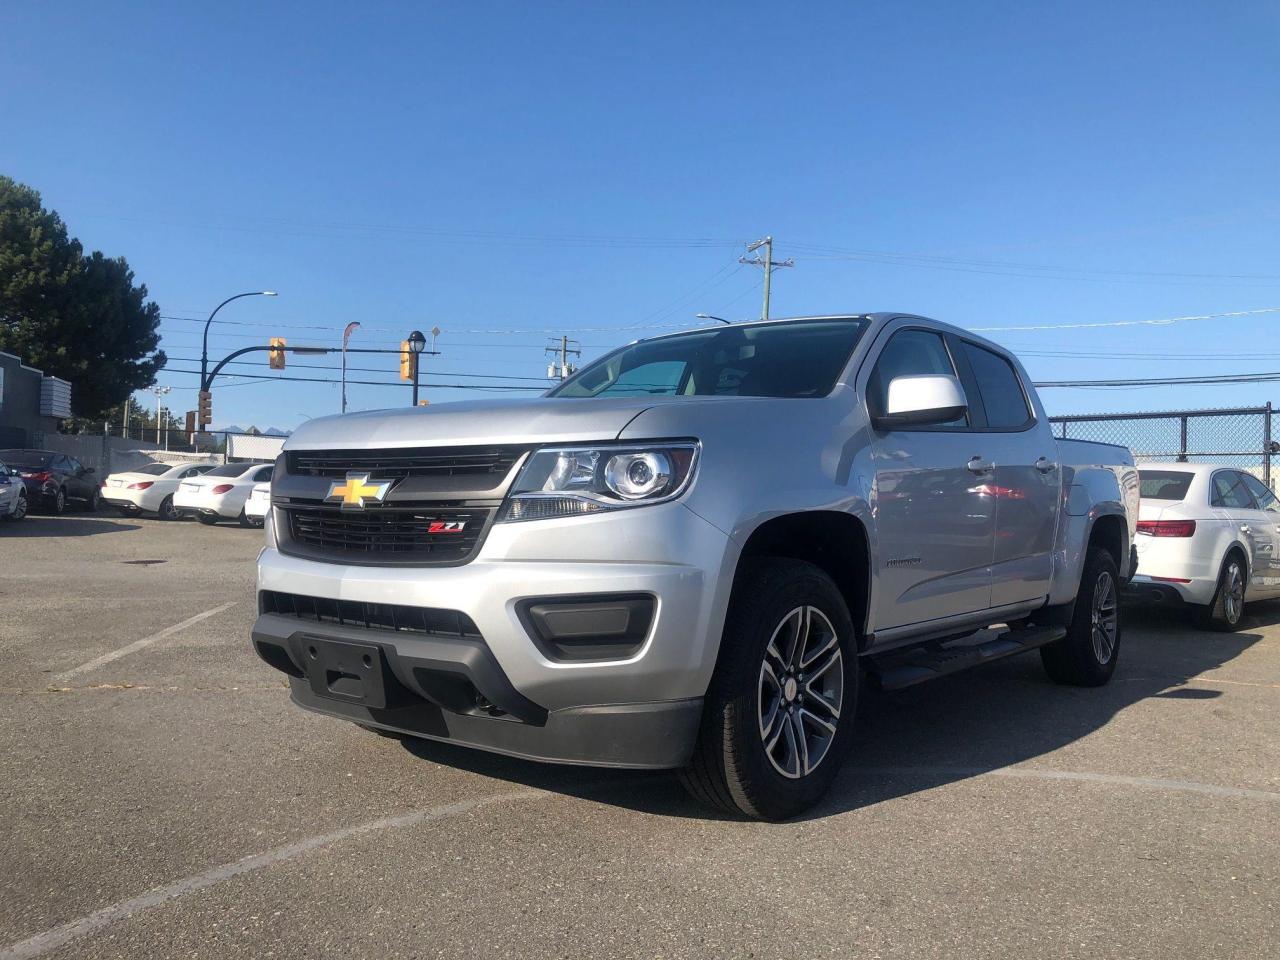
[325,472,393,510]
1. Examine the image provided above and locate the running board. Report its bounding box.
[869,624,1067,691]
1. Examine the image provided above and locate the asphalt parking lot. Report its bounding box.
[1,514,1277,959]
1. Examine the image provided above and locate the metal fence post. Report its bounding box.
[1178,416,1189,462]
[1266,401,1273,488]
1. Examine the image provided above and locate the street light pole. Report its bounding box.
[200,291,277,392]
[341,321,361,414]
[150,385,171,447]
[407,330,426,406]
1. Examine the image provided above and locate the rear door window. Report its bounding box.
[1139,470,1194,501]
[1211,471,1256,509]
[960,342,1032,429]
[1241,474,1280,515]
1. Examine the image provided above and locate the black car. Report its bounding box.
[0,449,101,514]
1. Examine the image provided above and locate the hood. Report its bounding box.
[285,396,670,450]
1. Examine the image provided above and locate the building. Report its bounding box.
[0,351,73,447]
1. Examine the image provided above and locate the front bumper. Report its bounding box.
[253,501,736,767]
[252,613,701,768]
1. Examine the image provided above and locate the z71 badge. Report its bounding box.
[427,520,467,534]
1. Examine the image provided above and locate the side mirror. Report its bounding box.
[874,374,968,429]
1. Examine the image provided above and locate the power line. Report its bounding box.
[787,242,1280,285]
[1035,371,1280,388]
[972,307,1280,334]
[157,367,545,390]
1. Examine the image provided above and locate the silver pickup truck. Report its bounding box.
[252,313,1138,819]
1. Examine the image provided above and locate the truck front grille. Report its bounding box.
[283,505,489,565]
[288,445,525,481]
[259,590,482,638]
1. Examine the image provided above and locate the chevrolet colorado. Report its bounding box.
[252,313,1138,819]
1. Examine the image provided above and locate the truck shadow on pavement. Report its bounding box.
[398,607,1269,822]
[1,515,142,537]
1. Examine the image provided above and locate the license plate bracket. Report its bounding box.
[298,636,391,708]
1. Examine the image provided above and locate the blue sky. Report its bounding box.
[3,1,1279,428]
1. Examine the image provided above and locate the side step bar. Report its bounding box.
[868,623,1067,692]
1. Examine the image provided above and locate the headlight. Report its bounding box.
[498,441,699,522]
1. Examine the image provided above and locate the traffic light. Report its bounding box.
[197,390,212,426]
[269,337,287,370]
[400,340,413,381]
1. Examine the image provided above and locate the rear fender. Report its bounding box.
[1048,464,1136,606]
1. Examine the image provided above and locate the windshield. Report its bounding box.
[550,318,869,399]
[1139,470,1194,501]
[136,463,174,476]
[0,450,52,468]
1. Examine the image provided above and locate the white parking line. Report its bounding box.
[0,789,547,960]
[50,602,237,684]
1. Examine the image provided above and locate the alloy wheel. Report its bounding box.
[757,606,844,779]
[1223,561,1244,624]
[12,493,26,520]
[1090,570,1118,664]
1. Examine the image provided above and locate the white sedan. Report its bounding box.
[0,457,28,522]
[244,481,271,527]
[101,462,217,520]
[1127,463,1280,630]
[174,462,275,526]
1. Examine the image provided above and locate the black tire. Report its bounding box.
[1041,547,1121,686]
[86,487,101,512]
[3,492,26,522]
[49,487,66,515]
[157,495,179,521]
[680,559,859,821]
[1196,550,1248,632]
[196,514,219,526]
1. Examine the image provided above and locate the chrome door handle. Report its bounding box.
[966,456,993,475]
[1035,457,1057,474]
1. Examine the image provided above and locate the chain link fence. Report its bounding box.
[1050,404,1276,486]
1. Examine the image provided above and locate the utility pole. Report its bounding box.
[739,236,794,321]
[545,336,581,381]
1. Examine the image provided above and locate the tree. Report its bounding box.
[0,175,165,418]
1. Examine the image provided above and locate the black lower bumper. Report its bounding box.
[251,613,702,769]
[1121,582,1188,606]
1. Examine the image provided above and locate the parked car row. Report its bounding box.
[0,448,275,529]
